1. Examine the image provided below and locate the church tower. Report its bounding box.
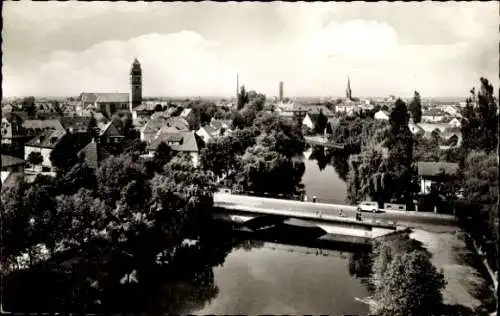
[345,76,352,101]
[130,58,142,110]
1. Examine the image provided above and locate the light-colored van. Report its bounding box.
[356,201,379,213]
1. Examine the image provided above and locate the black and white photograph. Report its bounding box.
[1,1,498,315]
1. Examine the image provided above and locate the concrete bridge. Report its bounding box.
[213,193,458,245]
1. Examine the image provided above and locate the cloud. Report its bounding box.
[2,2,498,98]
[3,31,239,97]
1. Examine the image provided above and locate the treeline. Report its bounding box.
[340,77,498,279]
[201,89,307,198]
[1,142,219,312]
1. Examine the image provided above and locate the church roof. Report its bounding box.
[80,92,129,103]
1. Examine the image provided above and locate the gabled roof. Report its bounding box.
[60,116,92,131]
[148,131,204,153]
[1,154,25,168]
[78,140,111,170]
[199,125,217,135]
[94,112,109,123]
[98,121,124,137]
[180,108,193,118]
[157,125,182,135]
[80,92,129,103]
[166,116,190,130]
[22,119,64,131]
[210,119,232,130]
[417,161,459,177]
[141,117,167,134]
[26,129,67,149]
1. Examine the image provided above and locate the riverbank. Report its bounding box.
[410,227,496,313]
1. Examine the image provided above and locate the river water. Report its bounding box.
[188,147,369,315]
[191,243,370,315]
[5,146,370,314]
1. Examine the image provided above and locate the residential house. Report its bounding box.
[421,109,448,123]
[60,116,92,134]
[79,92,130,118]
[302,113,323,131]
[147,130,205,167]
[210,119,232,131]
[1,112,26,144]
[97,121,125,145]
[78,139,111,170]
[417,161,459,195]
[196,125,219,143]
[166,116,190,131]
[24,129,67,172]
[140,117,169,143]
[408,120,425,136]
[179,108,200,130]
[22,119,65,139]
[447,117,462,128]
[276,102,308,123]
[440,105,461,117]
[1,154,25,185]
[335,104,357,115]
[374,110,390,121]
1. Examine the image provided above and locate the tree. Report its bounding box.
[88,116,99,140]
[50,134,80,173]
[237,86,249,110]
[373,250,446,316]
[314,110,328,134]
[386,99,414,208]
[57,162,97,195]
[152,142,174,172]
[408,91,422,123]
[371,233,446,316]
[461,77,498,154]
[154,104,163,112]
[96,154,148,207]
[22,96,36,117]
[200,137,236,177]
[27,151,43,167]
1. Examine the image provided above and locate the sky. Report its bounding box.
[2,2,498,98]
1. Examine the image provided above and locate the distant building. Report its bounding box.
[80,59,143,118]
[374,110,390,121]
[346,77,352,101]
[279,81,284,102]
[422,109,448,123]
[130,58,143,110]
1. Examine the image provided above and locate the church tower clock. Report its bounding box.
[130,58,142,110]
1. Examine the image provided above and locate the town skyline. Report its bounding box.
[3,2,498,98]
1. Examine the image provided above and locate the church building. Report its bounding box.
[79,59,143,118]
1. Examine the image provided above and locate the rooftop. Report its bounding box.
[1,154,25,169]
[417,161,459,177]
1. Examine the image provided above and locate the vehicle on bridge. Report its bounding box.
[356,201,379,213]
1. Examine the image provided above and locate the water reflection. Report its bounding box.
[301,146,350,204]
[4,221,371,315]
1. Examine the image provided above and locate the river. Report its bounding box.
[190,242,370,315]
[301,146,349,204]
[4,146,370,315]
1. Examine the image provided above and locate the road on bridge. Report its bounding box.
[214,193,457,227]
